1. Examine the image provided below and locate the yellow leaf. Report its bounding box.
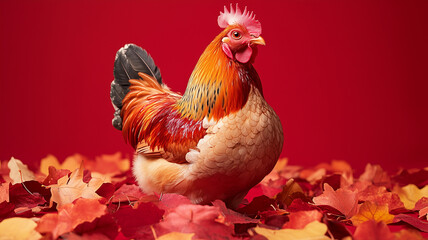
[40,154,61,176]
[253,221,330,240]
[351,201,395,226]
[0,217,42,240]
[157,232,195,240]
[393,184,428,210]
[49,162,103,208]
[273,158,288,172]
[7,157,35,184]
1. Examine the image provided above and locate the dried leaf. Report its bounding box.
[393,184,428,210]
[313,183,358,218]
[7,157,35,184]
[253,221,330,240]
[0,217,41,240]
[350,201,394,226]
[49,163,103,208]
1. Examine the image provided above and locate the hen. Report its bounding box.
[110,4,283,208]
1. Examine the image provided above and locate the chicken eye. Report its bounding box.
[231,30,242,40]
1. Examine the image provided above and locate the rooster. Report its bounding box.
[110,4,283,208]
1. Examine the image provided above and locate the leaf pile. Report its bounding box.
[0,155,427,239]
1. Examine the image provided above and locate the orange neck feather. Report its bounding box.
[176,27,263,121]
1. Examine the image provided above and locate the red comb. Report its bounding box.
[218,4,262,37]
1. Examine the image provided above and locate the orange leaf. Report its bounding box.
[49,162,104,208]
[282,210,323,229]
[312,183,358,218]
[37,198,106,239]
[350,201,394,226]
[0,182,9,202]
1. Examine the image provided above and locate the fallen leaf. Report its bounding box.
[7,157,35,184]
[359,163,391,188]
[113,202,164,238]
[353,220,395,240]
[282,210,323,229]
[73,214,119,240]
[0,217,42,240]
[155,204,234,240]
[8,182,46,208]
[0,201,16,221]
[0,182,9,202]
[212,200,259,224]
[313,183,358,218]
[49,162,103,208]
[253,221,330,240]
[156,232,195,240]
[394,228,426,240]
[86,152,130,175]
[42,166,71,186]
[393,184,428,210]
[237,195,278,219]
[111,184,146,203]
[415,197,428,220]
[37,198,107,239]
[40,154,62,176]
[393,169,428,188]
[350,201,394,226]
[357,185,404,211]
[393,214,428,232]
[276,178,305,207]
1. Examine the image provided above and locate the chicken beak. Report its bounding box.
[250,36,266,46]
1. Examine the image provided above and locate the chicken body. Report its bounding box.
[111,5,283,208]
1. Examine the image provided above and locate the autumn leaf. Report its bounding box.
[350,201,394,226]
[113,202,164,238]
[7,157,35,184]
[37,198,107,239]
[0,217,42,240]
[85,152,130,175]
[155,204,234,240]
[276,178,306,207]
[156,232,195,240]
[49,162,104,208]
[283,209,323,229]
[357,185,404,211]
[42,166,71,186]
[253,221,330,240]
[313,183,358,218]
[393,184,428,210]
[40,154,82,175]
[353,220,395,240]
[415,197,428,220]
[0,182,9,202]
[359,163,391,188]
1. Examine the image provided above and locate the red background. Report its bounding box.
[0,0,427,173]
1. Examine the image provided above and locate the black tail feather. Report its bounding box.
[110,44,162,130]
